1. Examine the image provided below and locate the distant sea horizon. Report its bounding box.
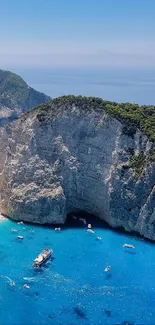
[11,67,155,106]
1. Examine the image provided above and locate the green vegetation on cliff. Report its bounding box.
[52,95,155,145]
[52,96,155,172]
[26,95,155,171]
[0,69,51,124]
[0,69,29,100]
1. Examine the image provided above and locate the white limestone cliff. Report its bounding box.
[0,98,154,240]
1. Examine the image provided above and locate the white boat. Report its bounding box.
[123,243,135,249]
[104,265,111,272]
[17,221,24,224]
[87,229,94,234]
[17,235,24,240]
[55,227,61,231]
[33,248,53,268]
[11,228,17,233]
[88,224,92,229]
[97,236,102,240]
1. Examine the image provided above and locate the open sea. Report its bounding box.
[13,67,155,106]
[0,215,155,325]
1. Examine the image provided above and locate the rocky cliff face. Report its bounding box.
[0,69,51,125]
[0,96,155,240]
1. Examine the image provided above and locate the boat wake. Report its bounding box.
[0,275,15,286]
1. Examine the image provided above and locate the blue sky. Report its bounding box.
[0,0,155,69]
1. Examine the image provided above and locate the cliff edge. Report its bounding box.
[0,96,155,240]
[0,69,51,125]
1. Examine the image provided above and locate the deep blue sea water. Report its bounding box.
[13,67,155,105]
[0,216,155,325]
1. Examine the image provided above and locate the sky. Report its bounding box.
[0,0,155,69]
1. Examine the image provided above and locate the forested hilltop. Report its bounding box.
[0,69,51,125]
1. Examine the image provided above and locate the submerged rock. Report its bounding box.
[0,96,154,240]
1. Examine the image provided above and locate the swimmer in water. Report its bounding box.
[23,284,30,289]
[2,276,15,286]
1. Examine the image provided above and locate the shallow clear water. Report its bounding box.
[0,216,155,325]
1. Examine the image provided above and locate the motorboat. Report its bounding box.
[17,235,24,240]
[104,265,111,272]
[33,248,53,268]
[123,243,135,249]
[87,229,94,234]
[11,228,17,232]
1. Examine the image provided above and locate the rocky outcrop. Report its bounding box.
[0,96,155,240]
[0,69,51,125]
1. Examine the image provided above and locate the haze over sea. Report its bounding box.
[14,67,155,106]
[0,215,155,325]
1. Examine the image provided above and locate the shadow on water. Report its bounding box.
[121,321,135,325]
[33,267,45,274]
[73,306,87,319]
[66,212,108,230]
[33,256,56,275]
[65,212,149,243]
[26,236,34,240]
[105,273,112,280]
[104,309,112,317]
[124,250,136,255]
[115,321,135,325]
[47,313,56,319]
[5,210,153,244]
[44,242,50,246]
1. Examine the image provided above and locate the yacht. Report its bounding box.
[33,248,53,268]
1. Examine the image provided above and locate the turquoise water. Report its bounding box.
[0,216,155,325]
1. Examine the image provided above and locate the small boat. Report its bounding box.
[87,229,94,234]
[23,284,30,289]
[33,248,52,268]
[97,236,102,240]
[30,229,34,233]
[17,235,24,240]
[123,243,135,249]
[55,227,61,231]
[17,221,24,225]
[88,224,92,229]
[10,281,15,286]
[23,277,34,282]
[11,228,17,233]
[104,265,111,272]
